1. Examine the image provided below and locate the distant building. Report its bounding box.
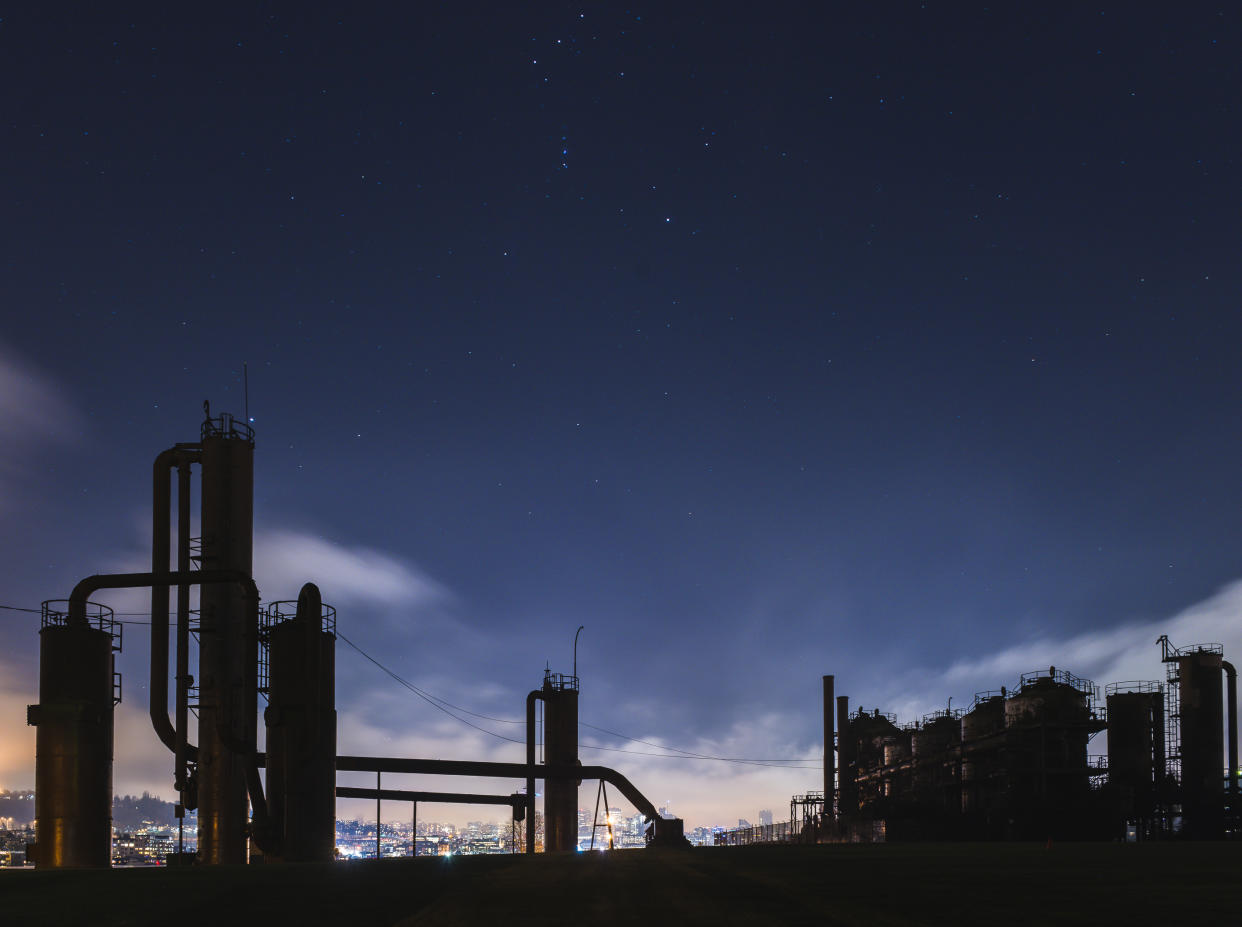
[758,809,773,826]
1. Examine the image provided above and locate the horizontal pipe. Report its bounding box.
[67,570,268,845]
[336,787,523,807]
[334,755,660,822]
[70,570,259,620]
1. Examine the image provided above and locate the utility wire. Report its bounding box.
[336,630,526,745]
[340,628,822,769]
[3,602,823,768]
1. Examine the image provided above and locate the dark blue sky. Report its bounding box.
[1,4,1239,824]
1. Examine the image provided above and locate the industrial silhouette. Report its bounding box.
[23,408,1238,868]
[27,409,686,868]
[808,651,1237,844]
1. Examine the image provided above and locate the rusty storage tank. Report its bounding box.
[913,710,962,812]
[849,709,900,817]
[196,412,256,865]
[882,727,916,808]
[542,670,579,851]
[29,601,120,868]
[960,692,1006,818]
[263,584,337,862]
[1176,647,1224,839]
[883,728,913,767]
[914,710,962,760]
[1105,681,1163,831]
[1003,667,1100,839]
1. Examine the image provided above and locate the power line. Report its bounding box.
[1,603,151,624]
[336,630,526,745]
[4,602,823,769]
[341,630,821,769]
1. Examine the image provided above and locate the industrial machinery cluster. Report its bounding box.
[813,645,1237,842]
[21,407,1238,869]
[26,409,687,869]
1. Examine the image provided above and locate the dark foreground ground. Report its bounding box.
[3,842,1240,926]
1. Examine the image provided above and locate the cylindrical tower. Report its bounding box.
[264,584,337,862]
[1177,649,1224,839]
[960,692,1006,827]
[850,709,900,817]
[822,675,834,817]
[541,670,579,851]
[197,412,256,864]
[1003,668,1099,840]
[1106,682,1163,832]
[30,601,119,868]
[912,710,961,815]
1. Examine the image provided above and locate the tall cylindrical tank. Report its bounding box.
[883,730,912,767]
[1003,668,1097,839]
[264,584,337,862]
[1106,683,1162,826]
[542,671,579,851]
[849,709,900,816]
[913,712,961,813]
[822,675,834,814]
[960,693,1006,817]
[1177,649,1224,839]
[30,601,118,868]
[197,413,256,865]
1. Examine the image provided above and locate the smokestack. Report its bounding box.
[822,675,834,810]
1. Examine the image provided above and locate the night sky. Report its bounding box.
[2,4,1240,828]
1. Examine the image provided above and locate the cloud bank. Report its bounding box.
[254,529,452,611]
[0,341,81,507]
[878,579,1242,723]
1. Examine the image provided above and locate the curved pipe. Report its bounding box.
[69,569,273,850]
[525,689,542,853]
[174,456,194,787]
[334,755,662,823]
[150,445,199,760]
[1225,661,1238,794]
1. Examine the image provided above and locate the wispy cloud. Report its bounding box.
[877,579,1242,721]
[0,341,82,506]
[254,529,452,611]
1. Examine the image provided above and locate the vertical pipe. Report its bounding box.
[1224,661,1238,795]
[525,690,541,853]
[174,459,192,797]
[836,694,855,818]
[823,675,834,815]
[150,449,177,753]
[376,771,382,859]
[412,803,417,857]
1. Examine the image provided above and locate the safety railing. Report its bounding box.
[41,599,122,652]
